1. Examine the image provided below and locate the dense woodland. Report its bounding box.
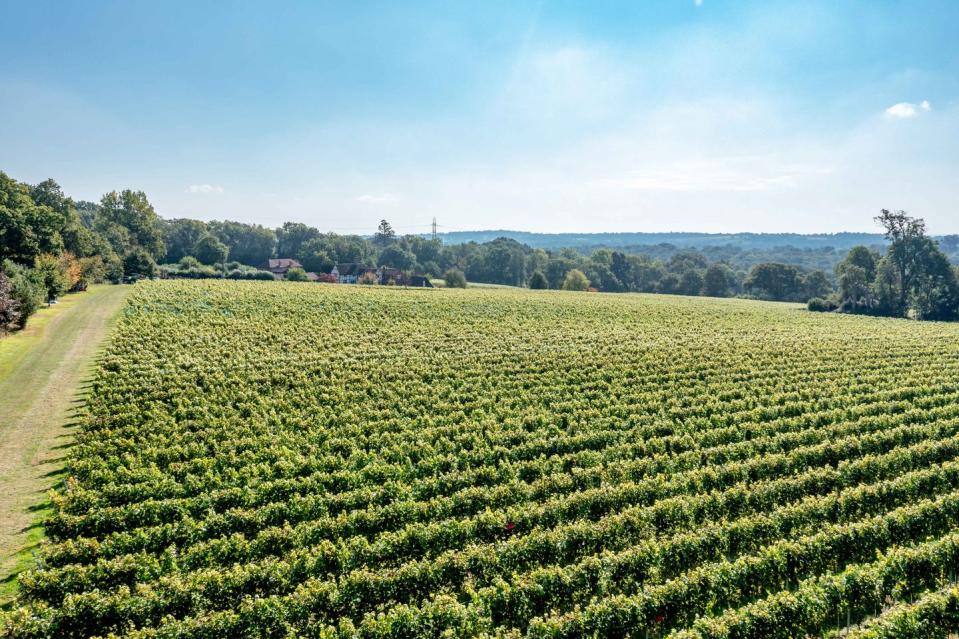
[2,169,959,332]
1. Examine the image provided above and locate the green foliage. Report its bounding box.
[163,218,209,263]
[443,268,467,288]
[807,297,837,312]
[678,269,704,296]
[193,234,229,265]
[178,255,202,269]
[209,220,277,266]
[122,246,157,279]
[7,282,959,638]
[378,244,417,271]
[703,263,733,297]
[803,270,833,300]
[528,270,549,289]
[744,262,805,301]
[276,222,321,259]
[33,253,70,300]
[0,171,65,264]
[1,260,45,327]
[374,219,396,247]
[96,190,166,260]
[0,271,21,332]
[561,268,590,291]
[284,266,309,281]
[78,256,107,285]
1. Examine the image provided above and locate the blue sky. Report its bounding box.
[1,1,958,234]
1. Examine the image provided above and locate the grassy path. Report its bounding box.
[0,285,129,603]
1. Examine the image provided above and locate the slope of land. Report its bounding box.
[0,285,129,603]
[5,281,959,637]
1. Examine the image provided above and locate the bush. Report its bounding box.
[179,256,202,269]
[160,264,221,279]
[529,271,549,290]
[79,256,107,286]
[2,260,45,328]
[444,269,467,289]
[34,253,70,301]
[808,297,837,313]
[285,267,309,282]
[227,269,275,281]
[561,269,590,292]
[123,247,158,279]
[194,234,229,265]
[0,272,21,332]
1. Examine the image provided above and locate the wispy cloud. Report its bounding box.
[186,184,224,193]
[694,0,704,7]
[356,193,398,203]
[884,100,932,119]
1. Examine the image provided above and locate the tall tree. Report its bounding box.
[164,218,210,263]
[275,222,320,259]
[208,220,276,266]
[803,270,833,300]
[703,263,733,297]
[96,190,165,259]
[0,172,64,264]
[875,209,926,313]
[744,263,804,302]
[193,235,229,266]
[373,219,396,247]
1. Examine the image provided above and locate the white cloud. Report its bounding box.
[884,100,932,119]
[356,193,398,203]
[694,0,704,6]
[186,184,224,193]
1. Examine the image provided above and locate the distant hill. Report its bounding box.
[435,231,890,252]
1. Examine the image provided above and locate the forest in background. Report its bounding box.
[3,169,959,332]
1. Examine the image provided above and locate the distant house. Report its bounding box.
[314,272,337,283]
[264,258,303,279]
[329,263,433,287]
[331,263,374,284]
[305,271,321,282]
[377,266,402,285]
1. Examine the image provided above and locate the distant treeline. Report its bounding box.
[438,230,895,251]
[4,168,959,332]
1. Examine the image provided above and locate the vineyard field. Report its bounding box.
[6,279,959,638]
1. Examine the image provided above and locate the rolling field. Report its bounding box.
[6,280,959,638]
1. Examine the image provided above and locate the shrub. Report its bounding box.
[285,267,309,282]
[529,271,549,290]
[227,269,275,281]
[179,256,202,269]
[123,247,158,279]
[0,271,21,332]
[2,260,45,328]
[79,256,107,286]
[444,269,467,289]
[561,269,590,292]
[34,253,70,300]
[808,297,837,313]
